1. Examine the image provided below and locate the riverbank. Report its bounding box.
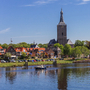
[0,59,89,67]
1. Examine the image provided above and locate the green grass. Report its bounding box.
[0,58,89,67]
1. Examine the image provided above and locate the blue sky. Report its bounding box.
[0,0,90,44]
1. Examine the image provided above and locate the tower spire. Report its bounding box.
[60,8,64,22]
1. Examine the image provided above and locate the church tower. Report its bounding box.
[57,9,67,46]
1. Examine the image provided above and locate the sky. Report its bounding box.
[0,0,90,44]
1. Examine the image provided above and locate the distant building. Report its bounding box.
[48,9,74,57]
[0,46,5,55]
[44,48,55,58]
[15,47,27,56]
[57,9,67,46]
[0,46,6,58]
[48,39,57,47]
[6,46,16,59]
[49,9,74,47]
[67,39,74,48]
[30,44,39,48]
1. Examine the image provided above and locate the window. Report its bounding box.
[62,32,63,36]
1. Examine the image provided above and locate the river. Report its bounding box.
[0,63,90,90]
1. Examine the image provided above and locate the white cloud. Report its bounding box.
[78,0,90,5]
[0,28,10,34]
[83,0,90,1]
[24,0,58,7]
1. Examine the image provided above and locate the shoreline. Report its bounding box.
[0,59,89,68]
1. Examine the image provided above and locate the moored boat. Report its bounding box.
[35,65,46,70]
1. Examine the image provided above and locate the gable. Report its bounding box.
[7,46,16,52]
[67,39,73,44]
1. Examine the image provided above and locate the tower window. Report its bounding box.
[62,32,63,36]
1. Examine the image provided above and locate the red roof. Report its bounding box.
[0,46,3,49]
[28,48,45,51]
[0,53,2,55]
[15,47,27,52]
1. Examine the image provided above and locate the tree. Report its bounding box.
[84,40,90,49]
[71,46,90,58]
[5,52,11,60]
[71,47,82,58]
[59,44,64,55]
[2,43,8,49]
[42,44,48,48]
[54,43,64,55]
[38,43,43,48]
[79,46,90,57]
[64,44,71,57]
[54,43,60,47]
[0,44,2,46]
[21,52,27,59]
[74,40,84,47]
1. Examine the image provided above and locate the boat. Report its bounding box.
[35,65,46,70]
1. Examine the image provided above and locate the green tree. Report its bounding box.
[2,43,8,49]
[42,44,48,48]
[54,43,60,47]
[80,46,90,57]
[64,44,71,57]
[74,40,84,47]
[38,43,43,48]
[54,43,64,55]
[21,52,27,59]
[71,47,82,58]
[5,52,11,59]
[59,44,64,55]
[84,40,90,49]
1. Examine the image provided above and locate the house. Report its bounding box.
[44,49,55,58]
[67,39,74,48]
[30,44,39,48]
[0,46,5,56]
[15,47,28,58]
[0,46,6,59]
[27,48,45,58]
[6,46,16,59]
[5,46,46,59]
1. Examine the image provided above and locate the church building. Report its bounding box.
[57,9,67,46]
[48,9,74,48]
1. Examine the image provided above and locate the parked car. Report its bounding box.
[1,60,6,63]
[21,60,24,62]
[59,58,64,60]
[5,60,10,63]
[18,60,22,62]
[23,60,27,62]
[28,60,32,62]
[50,59,54,61]
[46,59,50,61]
[41,59,45,62]
[10,60,16,63]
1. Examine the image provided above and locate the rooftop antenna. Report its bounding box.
[11,38,13,44]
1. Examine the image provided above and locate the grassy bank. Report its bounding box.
[0,58,89,67]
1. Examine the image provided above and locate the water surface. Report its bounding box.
[0,63,90,90]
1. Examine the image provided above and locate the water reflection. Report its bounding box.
[57,67,68,90]
[0,63,90,90]
[5,67,17,84]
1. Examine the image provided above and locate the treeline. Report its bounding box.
[0,42,48,49]
[54,40,90,58]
